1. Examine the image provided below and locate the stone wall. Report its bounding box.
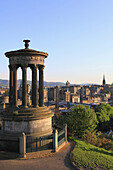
[1,117,52,134]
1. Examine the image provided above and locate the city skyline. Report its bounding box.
[0,0,113,84]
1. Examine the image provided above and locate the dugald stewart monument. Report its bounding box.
[0,40,62,156]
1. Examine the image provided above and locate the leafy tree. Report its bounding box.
[95,103,113,132]
[100,89,111,95]
[66,105,98,137]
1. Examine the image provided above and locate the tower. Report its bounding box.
[66,80,70,86]
[80,86,84,103]
[102,75,106,85]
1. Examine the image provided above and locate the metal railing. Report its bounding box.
[58,128,65,146]
[26,134,53,153]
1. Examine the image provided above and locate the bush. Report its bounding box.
[82,131,113,151]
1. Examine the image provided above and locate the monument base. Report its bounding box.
[1,106,54,136]
[0,106,54,153]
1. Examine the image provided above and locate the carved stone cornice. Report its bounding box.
[5,50,48,58]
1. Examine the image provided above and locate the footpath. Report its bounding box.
[0,142,75,170]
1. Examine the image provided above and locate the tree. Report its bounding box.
[66,105,98,137]
[95,103,113,132]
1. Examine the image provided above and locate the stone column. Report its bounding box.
[53,129,58,152]
[13,65,17,107]
[21,64,27,107]
[39,65,44,107]
[32,64,38,107]
[8,65,13,106]
[19,132,26,158]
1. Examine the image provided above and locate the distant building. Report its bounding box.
[103,75,106,85]
[66,80,70,86]
[71,94,80,103]
[18,84,22,99]
[27,84,31,94]
[48,87,56,101]
[44,87,48,102]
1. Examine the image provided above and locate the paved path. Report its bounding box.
[0,143,75,170]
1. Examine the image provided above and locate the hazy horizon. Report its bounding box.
[0,78,104,86]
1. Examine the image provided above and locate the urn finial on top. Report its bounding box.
[23,40,30,49]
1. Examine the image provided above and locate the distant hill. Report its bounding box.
[0,79,100,88]
[0,79,9,87]
[44,81,65,87]
[0,79,66,88]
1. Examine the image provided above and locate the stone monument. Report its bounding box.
[1,40,54,139]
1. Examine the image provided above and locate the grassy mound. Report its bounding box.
[71,138,113,170]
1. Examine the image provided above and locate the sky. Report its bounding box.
[0,0,113,85]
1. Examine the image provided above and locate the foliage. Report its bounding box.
[82,131,113,151]
[30,100,32,105]
[66,105,98,137]
[70,138,113,170]
[95,103,113,131]
[99,132,113,140]
[13,111,18,115]
[100,89,111,94]
[54,114,67,125]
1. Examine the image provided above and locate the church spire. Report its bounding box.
[102,75,106,85]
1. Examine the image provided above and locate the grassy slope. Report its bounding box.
[71,138,113,170]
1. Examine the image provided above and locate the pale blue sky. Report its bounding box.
[0,0,113,84]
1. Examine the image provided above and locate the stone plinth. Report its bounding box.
[2,117,52,135]
[1,106,54,137]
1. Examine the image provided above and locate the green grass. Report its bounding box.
[71,137,113,170]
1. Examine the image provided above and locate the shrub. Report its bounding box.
[82,131,113,151]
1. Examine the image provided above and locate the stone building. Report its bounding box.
[27,84,31,94]
[18,84,22,99]
[47,79,113,105]
[44,87,48,102]
[59,88,70,102]
[66,80,70,86]
[48,87,57,101]
[71,94,80,103]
